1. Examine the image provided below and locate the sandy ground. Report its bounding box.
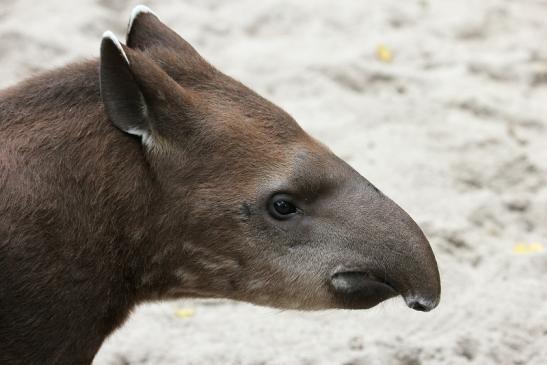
[1,0,547,364]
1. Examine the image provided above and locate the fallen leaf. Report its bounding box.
[376,44,393,63]
[512,242,544,254]
[175,308,195,318]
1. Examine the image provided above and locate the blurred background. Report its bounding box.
[1,0,546,364]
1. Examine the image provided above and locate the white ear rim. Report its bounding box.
[102,30,129,65]
[126,127,146,138]
[127,5,158,36]
[127,128,154,148]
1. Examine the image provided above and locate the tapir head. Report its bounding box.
[99,6,440,312]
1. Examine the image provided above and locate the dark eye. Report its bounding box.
[269,194,298,220]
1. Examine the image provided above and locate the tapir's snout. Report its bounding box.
[329,268,440,312]
[387,220,442,312]
[328,225,441,311]
[325,174,441,312]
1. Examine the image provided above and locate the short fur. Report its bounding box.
[0,8,440,365]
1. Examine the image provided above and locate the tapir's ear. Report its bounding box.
[100,31,150,143]
[100,31,195,147]
[126,5,201,57]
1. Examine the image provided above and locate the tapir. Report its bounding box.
[0,6,441,365]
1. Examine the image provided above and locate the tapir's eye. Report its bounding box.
[269,194,298,220]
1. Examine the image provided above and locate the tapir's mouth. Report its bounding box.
[329,270,399,309]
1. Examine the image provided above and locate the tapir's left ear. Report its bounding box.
[100,31,195,147]
[126,5,202,57]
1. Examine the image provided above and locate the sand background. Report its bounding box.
[1,0,546,364]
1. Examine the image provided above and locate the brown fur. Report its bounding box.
[0,9,440,365]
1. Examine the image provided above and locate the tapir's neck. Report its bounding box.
[0,60,176,364]
[1,60,100,120]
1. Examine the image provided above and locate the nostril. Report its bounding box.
[408,301,428,312]
[406,297,437,312]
